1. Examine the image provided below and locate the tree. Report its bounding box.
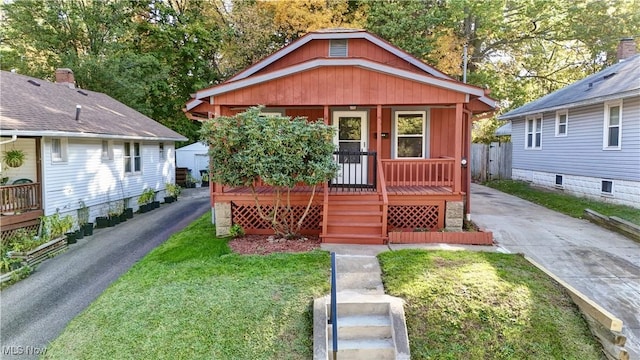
[200,107,338,238]
[364,0,640,112]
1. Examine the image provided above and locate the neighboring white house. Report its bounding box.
[0,69,187,235]
[499,40,639,209]
[175,142,209,182]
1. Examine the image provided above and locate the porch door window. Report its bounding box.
[394,111,427,158]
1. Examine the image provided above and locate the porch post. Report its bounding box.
[211,105,222,225]
[464,109,472,220]
[376,104,382,155]
[454,103,463,194]
[323,105,329,125]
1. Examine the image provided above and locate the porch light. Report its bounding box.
[349,105,357,110]
[461,157,468,167]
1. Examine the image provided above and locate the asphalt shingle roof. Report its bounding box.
[0,70,186,141]
[500,54,640,119]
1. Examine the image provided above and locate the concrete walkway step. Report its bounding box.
[332,338,395,360]
[329,314,392,340]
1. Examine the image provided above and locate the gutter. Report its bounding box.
[0,135,18,145]
[0,130,187,142]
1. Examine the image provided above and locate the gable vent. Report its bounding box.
[329,39,348,57]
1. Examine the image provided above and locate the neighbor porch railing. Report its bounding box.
[381,158,455,187]
[0,183,41,214]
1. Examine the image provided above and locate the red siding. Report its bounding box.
[255,39,426,77]
[430,108,456,158]
[211,67,465,106]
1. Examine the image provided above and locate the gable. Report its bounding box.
[193,66,466,109]
[255,38,426,76]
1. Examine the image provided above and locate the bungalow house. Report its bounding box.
[0,69,187,239]
[185,28,497,243]
[499,39,639,209]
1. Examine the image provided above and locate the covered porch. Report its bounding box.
[1,137,43,240]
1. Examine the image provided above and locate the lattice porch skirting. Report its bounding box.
[231,202,323,235]
[387,204,442,231]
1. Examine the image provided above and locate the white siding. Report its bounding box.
[511,96,640,182]
[41,137,176,222]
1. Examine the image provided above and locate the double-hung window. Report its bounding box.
[51,138,68,163]
[555,110,568,137]
[102,140,114,162]
[525,115,542,149]
[603,101,622,150]
[394,111,427,158]
[124,142,141,174]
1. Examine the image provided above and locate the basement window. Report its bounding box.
[329,39,348,57]
[555,175,563,187]
[601,180,613,195]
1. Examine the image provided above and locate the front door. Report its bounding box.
[332,111,368,187]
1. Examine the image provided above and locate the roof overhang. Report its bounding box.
[185,98,204,111]
[194,58,486,103]
[499,89,640,120]
[227,31,452,83]
[0,129,187,142]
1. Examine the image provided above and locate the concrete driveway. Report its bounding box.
[470,183,640,359]
[0,188,210,360]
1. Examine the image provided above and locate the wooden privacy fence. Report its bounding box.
[471,142,512,182]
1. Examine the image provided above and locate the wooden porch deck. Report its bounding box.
[217,184,454,197]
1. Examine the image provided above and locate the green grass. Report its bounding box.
[485,179,640,226]
[43,212,330,360]
[379,250,602,360]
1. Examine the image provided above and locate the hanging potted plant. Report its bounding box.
[2,149,26,168]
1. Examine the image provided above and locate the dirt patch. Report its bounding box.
[228,234,321,255]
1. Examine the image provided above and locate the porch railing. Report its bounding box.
[330,151,377,190]
[381,158,455,187]
[1,183,41,214]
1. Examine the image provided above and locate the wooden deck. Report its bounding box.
[217,184,454,196]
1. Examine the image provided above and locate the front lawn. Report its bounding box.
[379,250,602,360]
[43,212,330,360]
[485,179,640,226]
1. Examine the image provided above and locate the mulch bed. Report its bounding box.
[228,234,321,255]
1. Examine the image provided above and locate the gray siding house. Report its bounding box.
[499,46,639,209]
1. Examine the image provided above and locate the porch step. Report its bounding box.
[321,234,386,245]
[327,225,382,235]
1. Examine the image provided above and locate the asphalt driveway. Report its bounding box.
[471,183,640,359]
[0,188,210,359]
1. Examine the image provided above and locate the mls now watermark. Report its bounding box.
[3,346,47,356]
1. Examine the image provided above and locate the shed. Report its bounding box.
[175,142,209,181]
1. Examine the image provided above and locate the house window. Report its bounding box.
[601,180,613,194]
[124,142,141,173]
[101,140,113,161]
[555,110,568,137]
[525,115,542,149]
[555,175,563,187]
[394,111,427,158]
[51,138,67,163]
[604,101,622,149]
[159,143,165,160]
[329,39,348,57]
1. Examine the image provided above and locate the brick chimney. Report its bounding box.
[616,37,637,61]
[55,68,75,88]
